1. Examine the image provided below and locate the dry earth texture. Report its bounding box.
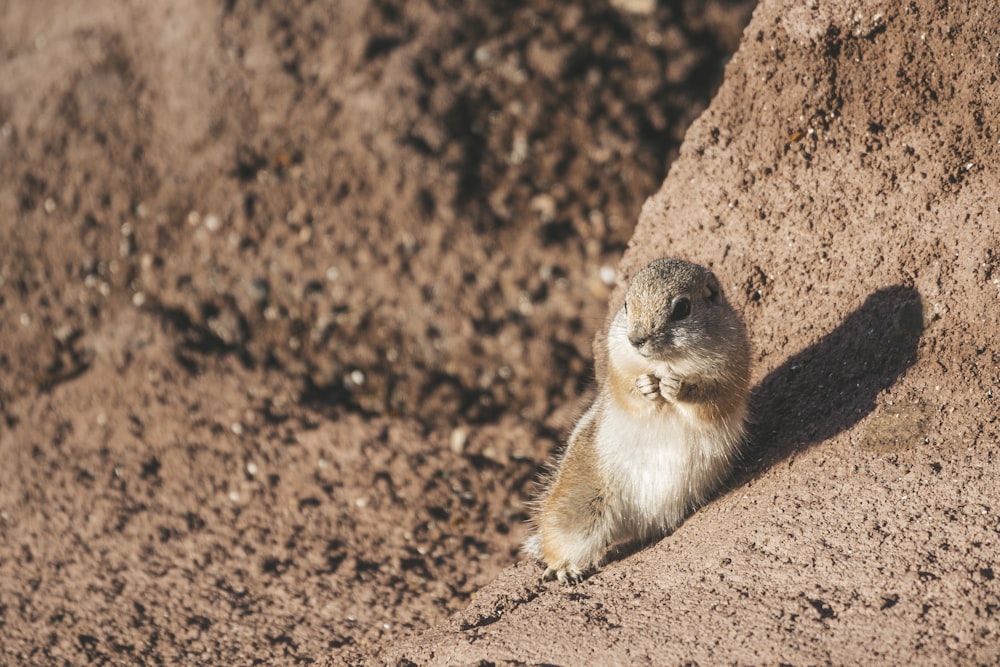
[0,1,754,665]
[389,0,1000,664]
[1,0,997,666]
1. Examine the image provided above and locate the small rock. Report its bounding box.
[530,194,557,223]
[450,428,467,454]
[610,0,656,14]
[599,265,617,286]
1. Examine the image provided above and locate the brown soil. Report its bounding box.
[0,1,752,664]
[389,0,1000,664]
[2,0,998,665]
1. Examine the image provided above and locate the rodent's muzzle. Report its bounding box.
[627,332,648,350]
[628,332,670,358]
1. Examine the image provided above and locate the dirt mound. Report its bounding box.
[3,0,997,664]
[0,1,755,665]
[388,0,1000,663]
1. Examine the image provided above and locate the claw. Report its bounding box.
[635,374,662,402]
[542,564,585,585]
[659,373,681,402]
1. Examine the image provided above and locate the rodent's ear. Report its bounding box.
[705,273,720,302]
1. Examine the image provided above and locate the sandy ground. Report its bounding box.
[1,0,998,665]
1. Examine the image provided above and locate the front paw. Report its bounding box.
[658,373,682,402]
[635,374,662,402]
[542,563,587,585]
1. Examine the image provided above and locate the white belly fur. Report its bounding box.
[595,400,735,545]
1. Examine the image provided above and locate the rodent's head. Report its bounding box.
[622,258,742,364]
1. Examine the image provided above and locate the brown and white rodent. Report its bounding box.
[524,258,751,583]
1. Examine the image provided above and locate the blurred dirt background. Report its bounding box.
[0,1,756,664]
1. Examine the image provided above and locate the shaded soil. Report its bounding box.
[0,1,755,664]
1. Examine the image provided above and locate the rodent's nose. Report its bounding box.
[627,333,648,349]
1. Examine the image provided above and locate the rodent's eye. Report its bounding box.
[669,297,691,322]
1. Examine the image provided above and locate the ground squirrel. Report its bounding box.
[524,258,751,583]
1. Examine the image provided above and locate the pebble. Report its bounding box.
[474,46,492,64]
[530,193,556,222]
[610,0,655,14]
[54,324,74,344]
[449,428,467,454]
[247,277,270,302]
[600,265,616,286]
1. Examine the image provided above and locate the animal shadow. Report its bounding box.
[740,285,924,476]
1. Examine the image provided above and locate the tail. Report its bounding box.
[521,531,542,558]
